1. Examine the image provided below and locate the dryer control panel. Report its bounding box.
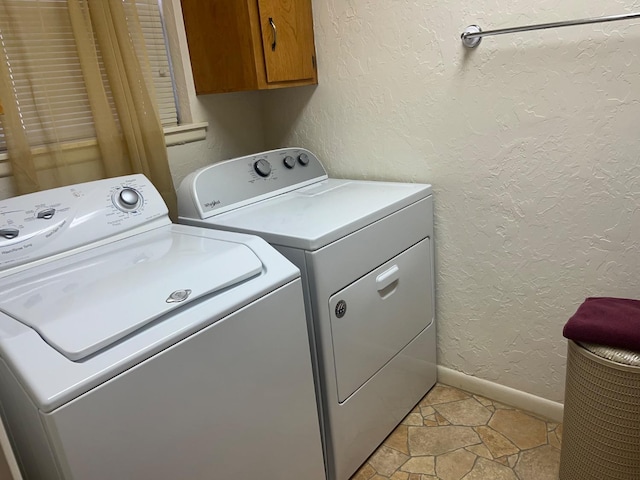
[0,175,169,272]
[177,148,328,219]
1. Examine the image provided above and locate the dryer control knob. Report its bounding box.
[254,159,272,177]
[298,153,310,166]
[283,156,296,169]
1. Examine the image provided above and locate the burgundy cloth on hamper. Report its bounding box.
[563,297,640,351]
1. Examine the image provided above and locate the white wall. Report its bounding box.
[262,0,640,403]
[167,91,266,188]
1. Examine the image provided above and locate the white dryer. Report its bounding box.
[177,148,437,480]
[0,175,324,480]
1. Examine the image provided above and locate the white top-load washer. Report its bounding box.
[0,175,325,480]
[177,148,437,480]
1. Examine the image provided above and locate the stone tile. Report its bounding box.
[408,426,480,456]
[474,426,519,458]
[400,456,436,475]
[351,462,376,480]
[465,443,493,460]
[433,398,492,426]
[385,425,410,455]
[435,413,451,425]
[349,384,564,480]
[435,448,476,480]
[461,457,518,480]
[420,406,435,417]
[555,423,563,444]
[492,401,516,410]
[419,384,470,406]
[473,395,493,407]
[514,445,560,480]
[402,413,424,426]
[368,445,410,477]
[390,472,409,480]
[488,409,547,450]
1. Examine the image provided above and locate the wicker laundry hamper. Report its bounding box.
[560,340,640,480]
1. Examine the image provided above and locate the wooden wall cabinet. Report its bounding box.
[180,0,318,95]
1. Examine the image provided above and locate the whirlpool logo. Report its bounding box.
[204,200,221,208]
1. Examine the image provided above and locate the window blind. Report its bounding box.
[0,0,178,153]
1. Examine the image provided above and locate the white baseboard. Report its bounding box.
[437,366,564,423]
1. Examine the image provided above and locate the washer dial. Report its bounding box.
[113,187,142,211]
[0,228,19,240]
[37,208,56,220]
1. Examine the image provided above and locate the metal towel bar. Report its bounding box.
[461,12,640,48]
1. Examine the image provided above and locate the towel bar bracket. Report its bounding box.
[462,25,483,48]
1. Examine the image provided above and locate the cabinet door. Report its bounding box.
[181,0,260,94]
[257,0,316,83]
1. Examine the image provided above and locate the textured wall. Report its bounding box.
[263,0,640,402]
[167,91,266,188]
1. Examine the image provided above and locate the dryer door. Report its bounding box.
[329,238,433,403]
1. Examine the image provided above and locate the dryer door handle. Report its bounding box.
[376,265,399,292]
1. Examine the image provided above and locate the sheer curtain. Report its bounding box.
[0,0,177,217]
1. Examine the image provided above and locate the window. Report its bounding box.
[0,0,178,154]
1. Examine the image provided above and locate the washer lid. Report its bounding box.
[0,228,262,361]
[207,179,431,250]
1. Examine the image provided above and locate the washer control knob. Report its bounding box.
[113,187,141,211]
[298,153,310,166]
[119,188,140,207]
[37,208,56,220]
[254,159,272,177]
[283,156,296,169]
[0,228,19,240]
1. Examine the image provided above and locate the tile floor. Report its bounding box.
[350,383,562,480]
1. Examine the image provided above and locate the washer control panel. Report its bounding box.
[178,148,328,218]
[0,174,168,271]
